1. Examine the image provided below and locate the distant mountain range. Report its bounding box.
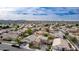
[0,20,79,24]
[0,20,26,24]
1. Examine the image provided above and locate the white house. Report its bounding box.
[52,38,71,51]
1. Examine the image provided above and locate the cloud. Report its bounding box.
[0,7,79,21]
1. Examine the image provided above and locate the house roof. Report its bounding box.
[53,38,69,48]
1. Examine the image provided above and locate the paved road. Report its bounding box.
[0,43,32,51]
[60,29,79,51]
[65,35,79,51]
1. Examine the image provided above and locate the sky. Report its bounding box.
[0,7,79,21]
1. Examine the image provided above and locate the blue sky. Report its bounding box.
[0,7,79,21]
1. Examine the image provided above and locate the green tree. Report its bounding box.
[65,32,69,35]
[75,24,79,26]
[26,28,33,35]
[63,35,67,39]
[43,33,49,37]
[15,37,21,45]
[48,35,54,40]
[70,37,78,43]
